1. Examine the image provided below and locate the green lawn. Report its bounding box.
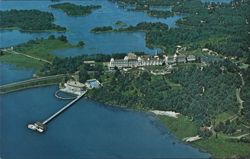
[194,136,250,158]
[214,111,235,125]
[0,54,44,69]
[157,115,198,139]
[158,114,250,158]
[15,39,76,61]
[165,79,182,90]
[0,38,78,69]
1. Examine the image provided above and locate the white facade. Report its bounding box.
[61,80,86,96]
[109,53,196,69]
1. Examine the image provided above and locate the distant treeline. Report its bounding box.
[91,22,169,32]
[108,0,250,58]
[0,9,66,32]
[50,2,101,16]
[147,10,175,18]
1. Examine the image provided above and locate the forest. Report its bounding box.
[108,0,250,58]
[120,22,169,32]
[50,3,101,16]
[91,26,113,33]
[91,22,169,33]
[0,9,66,32]
[109,0,174,8]
[147,10,174,18]
[86,60,241,125]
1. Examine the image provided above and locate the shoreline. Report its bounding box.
[85,96,250,158]
[83,97,212,158]
[0,82,248,158]
[0,27,67,33]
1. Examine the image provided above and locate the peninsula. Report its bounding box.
[0,10,66,32]
[0,35,84,69]
[50,3,101,16]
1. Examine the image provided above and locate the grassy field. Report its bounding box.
[0,54,44,69]
[157,114,250,158]
[214,111,235,125]
[15,39,76,61]
[164,79,182,90]
[0,38,78,69]
[157,115,198,138]
[194,135,250,158]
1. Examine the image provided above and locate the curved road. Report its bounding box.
[11,50,52,64]
[0,74,66,88]
[0,74,67,94]
[1,49,52,65]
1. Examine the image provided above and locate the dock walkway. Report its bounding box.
[28,91,87,133]
[43,91,86,125]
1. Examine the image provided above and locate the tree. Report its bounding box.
[79,65,89,83]
[246,55,250,65]
[114,67,121,78]
[48,35,55,40]
[141,71,151,81]
[95,63,104,73]
[0,50,4,56]
[77,41,85,47]
[57,35,68,42]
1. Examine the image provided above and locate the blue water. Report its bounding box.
[0,85,210,159]
[0,0,182,56]
[0,63,34,85]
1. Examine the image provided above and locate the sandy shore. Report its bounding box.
[150,110,180,118]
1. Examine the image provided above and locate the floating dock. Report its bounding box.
[28,91,86,133]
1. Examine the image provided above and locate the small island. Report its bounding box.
[91,22,169,33]
[0,10,66,32]
[147,10,175,18]
[115,21,127,27]
[91,26,113,33]
[50,3,101,16]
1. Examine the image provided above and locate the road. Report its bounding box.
[236,73,245,115]
[1,48,52,65]
[224,133,249,140]
[0,74,66,88]
[0,74,67,94]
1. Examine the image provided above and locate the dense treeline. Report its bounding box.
[120,22,169,31]
[109,0,250,58]
[0,9,66,32]
[88,61,241,125]
[109,0,176,8]
[147,10,174,18]
[91,22,169,33]
[91,26,113,32]
[41,52,145,75]
[50,3,101,16]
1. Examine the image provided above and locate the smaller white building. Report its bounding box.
[61,80,86,96]
[85,79,102,89]
[187,55,196,62]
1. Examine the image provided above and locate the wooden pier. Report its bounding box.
[28,91,87,133]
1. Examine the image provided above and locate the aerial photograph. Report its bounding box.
[0,0,249,158]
